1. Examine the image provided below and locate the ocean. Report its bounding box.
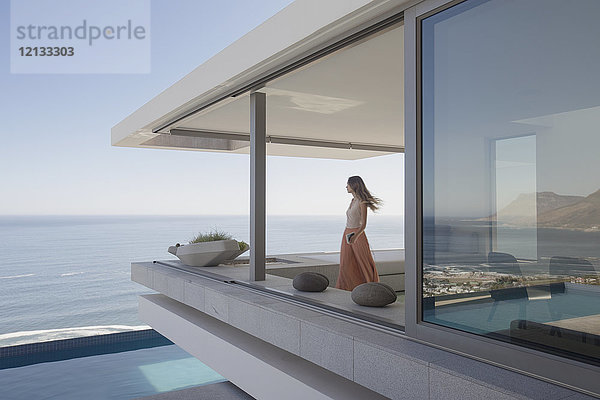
[0,215,404,347]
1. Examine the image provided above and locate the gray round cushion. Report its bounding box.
[351,282,397,307]
[293,272,329,292]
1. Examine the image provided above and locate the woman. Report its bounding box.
[336,176,382,291]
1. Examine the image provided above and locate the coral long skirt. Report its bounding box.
[336,227,379,291]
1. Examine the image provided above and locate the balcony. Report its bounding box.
[131,255,584,400]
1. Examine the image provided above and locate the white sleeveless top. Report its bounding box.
[346,198,362,228]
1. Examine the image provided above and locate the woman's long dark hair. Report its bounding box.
[347,176,382,212]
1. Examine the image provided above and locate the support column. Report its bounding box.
[250,91,266,281]
[404,6,418,336]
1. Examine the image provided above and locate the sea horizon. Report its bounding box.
[0,214,405,347]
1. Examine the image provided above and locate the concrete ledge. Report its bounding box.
[139,294,388,400]
[134,259,406,326]
[133,262,589,400]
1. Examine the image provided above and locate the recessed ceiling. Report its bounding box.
[155,24,404,159]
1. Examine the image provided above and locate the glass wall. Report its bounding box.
[421,0,600,364]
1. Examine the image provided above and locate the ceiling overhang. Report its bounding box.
[111,0,409,160]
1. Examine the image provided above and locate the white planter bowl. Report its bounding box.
[168,240,247,267]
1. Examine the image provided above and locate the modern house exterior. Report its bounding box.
[113,0,600,398]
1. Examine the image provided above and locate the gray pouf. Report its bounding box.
[351,282,397,307]
[293,272,329,292]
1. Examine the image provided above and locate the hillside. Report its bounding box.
[499,192,583,218]
[537,189,600,230]
[493,190,600,230]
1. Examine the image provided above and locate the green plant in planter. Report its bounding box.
[189,229,248,251]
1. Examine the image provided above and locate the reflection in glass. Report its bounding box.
[421,0,600,364]
[494,135,537,261]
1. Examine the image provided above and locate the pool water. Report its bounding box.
[424,285,600,364]
[425,289,600,334]
[0,345,225,400]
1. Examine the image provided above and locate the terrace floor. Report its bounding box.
[153,249,406,327]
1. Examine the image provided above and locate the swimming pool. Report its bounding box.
[0,344,226,400]
[424,283,600,364]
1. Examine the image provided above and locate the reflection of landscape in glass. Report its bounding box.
[420,0,600,363]
[424,189,600,297]
[422,202,600,361]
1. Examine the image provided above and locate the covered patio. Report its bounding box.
[113,12,406,326]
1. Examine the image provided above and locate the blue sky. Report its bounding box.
[0,0,404,216]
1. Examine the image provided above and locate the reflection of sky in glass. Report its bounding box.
[422,0,600,218]
[495,135,537,259]
[495,135,536,211]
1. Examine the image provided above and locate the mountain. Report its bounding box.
[500,192,583,217]
[494,192,583,223]
[493,190,600,230]
[537,189,600,230]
